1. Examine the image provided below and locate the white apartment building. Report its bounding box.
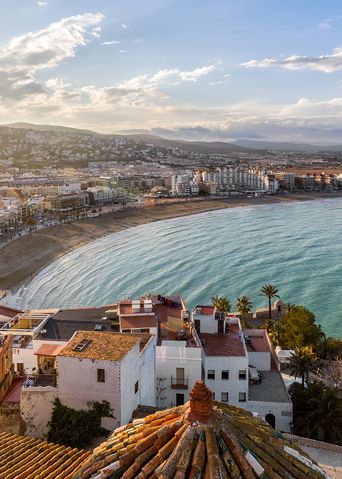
[193,167,279,193]
[192,306,292,432]
[117,295,202,409]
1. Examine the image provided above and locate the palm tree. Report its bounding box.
[236,296,252,324]
[260,284,279,319]
[284,302,296,314]
[289,347,319,386]
[304,383,342,444]
[212,296,231,314]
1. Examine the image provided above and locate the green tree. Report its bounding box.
[236,296,252,325]
[281,306,323,350]
[260,284,279,319]
[288,347,320,386]
[212,295,231,314]
[47,399,113,448]
[290,381,342,445]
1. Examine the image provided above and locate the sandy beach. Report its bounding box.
[1,192,342,292]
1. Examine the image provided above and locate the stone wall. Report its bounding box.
[0,404,22,435]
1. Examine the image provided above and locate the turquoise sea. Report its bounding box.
[23,198,342,338]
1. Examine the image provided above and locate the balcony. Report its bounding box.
[22,373,57,388]
[171,377,188,389]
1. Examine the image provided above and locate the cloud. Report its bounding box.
[319,20,332,30]
[101,40,120,46]
[37,1,48,5]
[119,50,128,53]
[208,73,231,86]
[121,23,128,29]
[0,13,104,102]
[242,47,342,73]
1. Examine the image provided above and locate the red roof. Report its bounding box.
[34,343,65,357]
[2,378,24,404]
[120,315,157,329]
[197,306,214,316]
[0,306,22,319]
[200,333,245,357]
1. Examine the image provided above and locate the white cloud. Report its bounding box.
[208,73,231,86]
[101,40,120,46]
[242,47,342,73]
[37,1,48,5]
[119,50,128,53]
[319,20,332,30]
[0,13,104,102]
[121,23,128,29]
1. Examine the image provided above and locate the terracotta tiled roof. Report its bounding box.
[0,432,90,479]
[71,381,328,479]
[58,331,144,361]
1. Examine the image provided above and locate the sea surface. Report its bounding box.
[22,198,342,337]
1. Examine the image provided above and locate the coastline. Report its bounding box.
[1,191,342,293]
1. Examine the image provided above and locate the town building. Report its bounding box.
[192,305,292,431]
[0,334,13,402]
[57,331,156,429]
[117,295,202,409]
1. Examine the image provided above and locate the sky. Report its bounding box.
[0,0,341,143]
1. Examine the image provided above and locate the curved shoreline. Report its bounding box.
[1,192,342,292]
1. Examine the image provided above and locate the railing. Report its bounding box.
[171,377,188,389]
[22,374,57,388]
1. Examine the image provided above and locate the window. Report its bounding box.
[97,369,105,383]
[221,392,229,403]
[239,392,246,402]
[221,370,229,380]
[239,370,247,380]
[135,380,139,394]
[212,392,215,400]
[207,370,215,380]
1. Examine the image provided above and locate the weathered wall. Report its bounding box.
[0,405,22,435]
[20,387,57,438]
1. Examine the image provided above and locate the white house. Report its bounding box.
[192,306,293,432]
[57,331,156,429]
[117,295,202,409]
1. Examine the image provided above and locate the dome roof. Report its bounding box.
[274,299,284,307]
[72,381,328,479]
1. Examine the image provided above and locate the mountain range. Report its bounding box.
[3,123,342,153]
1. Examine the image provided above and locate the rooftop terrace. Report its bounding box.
[248,370,291,403]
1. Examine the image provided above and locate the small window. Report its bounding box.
[135,380,139,394]
[207,370,215,380]
[121,329,131,333]
[221,392,229,403]
[239,392,246,402]
[212,392,215,400]
[239,370,247,380]
[97,369,105,383]
[221,370,229,380]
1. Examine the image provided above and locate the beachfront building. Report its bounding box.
[192,306,292,431]
[193,167,280,193]
[57,331,156,430]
